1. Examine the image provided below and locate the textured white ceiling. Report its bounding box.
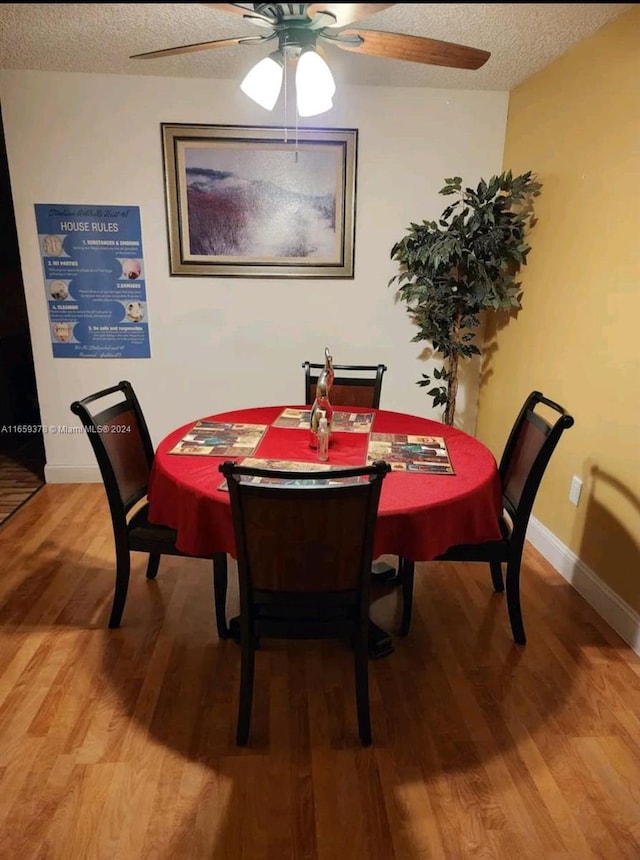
[0,3,633,91]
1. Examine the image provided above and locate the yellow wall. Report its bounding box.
[477,7,640,610]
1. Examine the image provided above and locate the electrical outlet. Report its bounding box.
[569,475,583,506]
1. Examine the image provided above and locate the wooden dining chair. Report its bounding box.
[302,361,388,409]
[398,391,575,644]
[220,459,391,746]
[70,380,229,636]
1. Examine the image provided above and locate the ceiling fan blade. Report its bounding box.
[130,34,269,61]
[200,4,275,23]
[332,29,490,70]
[307,4,395,28]
[200,2,250,13]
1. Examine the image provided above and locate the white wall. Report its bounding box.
[0,70,508,481]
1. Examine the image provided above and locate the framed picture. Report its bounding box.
[161,123,358,278]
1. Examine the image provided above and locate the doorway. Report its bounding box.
[0,104,46,523]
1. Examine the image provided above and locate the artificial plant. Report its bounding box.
[389,170,542,425]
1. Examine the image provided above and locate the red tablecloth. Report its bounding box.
[148,405,503,561]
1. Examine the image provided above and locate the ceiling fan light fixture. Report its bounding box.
[295,48,336,117]
[240,52,284,111]
[134,5,493,109]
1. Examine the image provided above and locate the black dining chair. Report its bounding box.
[70,380,230,636]
[398,390,575,644]
[220,458,391,746]
[302,361,388,409]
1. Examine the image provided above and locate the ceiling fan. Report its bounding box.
[131,4,491,116]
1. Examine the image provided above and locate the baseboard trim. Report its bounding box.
[528,516,640,656]
[44,464,101,483]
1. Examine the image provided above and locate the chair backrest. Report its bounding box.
[70,381,155,527]
[220,460,390,609]
[499,390,574,541]
[302,362,387,408]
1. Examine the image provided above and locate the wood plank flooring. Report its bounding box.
[0,439,45,525]
[0,483,638,859]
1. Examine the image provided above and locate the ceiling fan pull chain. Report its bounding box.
[295,65,300,161]
[283,50,289,143]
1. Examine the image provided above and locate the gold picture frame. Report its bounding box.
[161,123,358,278]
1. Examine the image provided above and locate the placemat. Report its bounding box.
[272,408,374,433]
[168,421,267,457]
[366,433,455,474]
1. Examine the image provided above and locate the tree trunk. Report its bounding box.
[444,314,462,426]
[444,353,459,426]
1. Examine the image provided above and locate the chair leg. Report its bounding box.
[236,624,256,746]
[489,560,505,592]
[505,559,526,645]
[109,550,131,629]
[354,624,372,746]
[371,558,398,584]
[213,553,230,639]
[145,553,161,580]
[399,558,415,636]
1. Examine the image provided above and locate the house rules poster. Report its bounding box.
[35,203,151,358]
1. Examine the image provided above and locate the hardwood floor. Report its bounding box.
[0,483,638,859]
[0,439,44,525]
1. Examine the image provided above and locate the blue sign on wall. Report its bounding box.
[35,204,151,358]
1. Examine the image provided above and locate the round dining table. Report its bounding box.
[148,404,503,657]
[148,404,503,563]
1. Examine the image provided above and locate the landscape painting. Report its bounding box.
[162,124,357,278]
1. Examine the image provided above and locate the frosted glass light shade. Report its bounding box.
[296,50,336,117]
[240,54,284,110]
[297,94,334,117]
